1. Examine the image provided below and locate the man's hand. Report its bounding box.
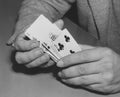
[9,20,64,68]
[57,44,120,94]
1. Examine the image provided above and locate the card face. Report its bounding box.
[53,29,81,57]
[25,15,62,43]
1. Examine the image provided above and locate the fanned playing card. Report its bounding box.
[53,29,81,58]
[25,15,62,43]
[25,15,62,62]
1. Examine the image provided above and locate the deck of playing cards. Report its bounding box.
[25,15,81,62]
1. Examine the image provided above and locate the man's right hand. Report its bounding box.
[14,33,52,68]
[8,20,64,68]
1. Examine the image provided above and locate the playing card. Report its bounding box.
[53,29,81,58]
[24,15,62,61]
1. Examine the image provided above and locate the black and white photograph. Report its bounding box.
[1,0,120,97]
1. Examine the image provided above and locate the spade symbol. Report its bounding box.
[64,35,70,42]
[58,43,64,51]
[70,50,75,54]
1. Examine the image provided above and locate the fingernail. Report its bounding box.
[26,64,33,68]
[57,60,64,67]
[6,42,11,46]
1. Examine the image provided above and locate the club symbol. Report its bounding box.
[58,43,64,51]
[70,50,75,54]
[64,35,70,42]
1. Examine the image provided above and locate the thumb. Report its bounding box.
[79,44,95,50]
[6,33,17,46]
[53,19,64,30]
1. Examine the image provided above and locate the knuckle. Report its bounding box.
[14,39,22,50]
[101,72,113,84]
[102,62,113,71]
[80,76,87,81]
[101,58,114,72]
[78,66,86,75]
[43,53,50,61]
[103,47,113,56]
[80,51,89,61]
[79,77,88,84]
[26,49,41,61]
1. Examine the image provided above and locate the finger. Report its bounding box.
[26,53,50,68]
[61,74,102,86]
[7,32,17,46]
[79,44,95,50]
[15,47,44,64]
[58,62,102,79]
[54,19,64,29]
[57,47,104,67]
[14,33,39,51]
[42,60,55,68]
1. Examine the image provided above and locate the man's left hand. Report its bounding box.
[57,45,120,94]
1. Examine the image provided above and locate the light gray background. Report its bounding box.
[0,0,120,97]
